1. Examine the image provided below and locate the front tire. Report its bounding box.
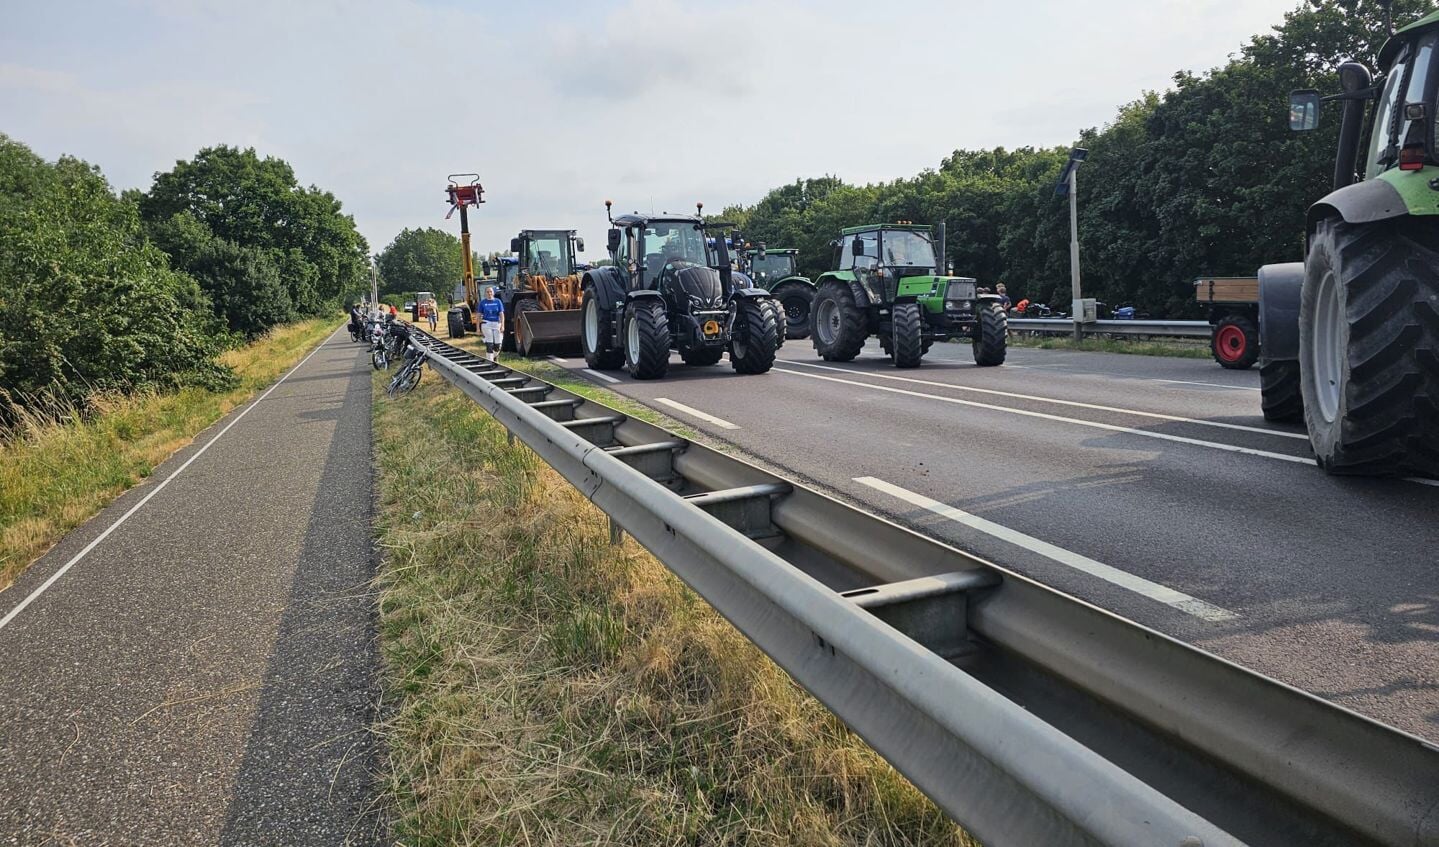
[810,282,867,362]
[624,299,670,380]
[773,283,814,340]
[1212,314,1259,370]
[1260,360,1303,423]
[447,309,466,339]
[1300,217,1439,476]
[891,302,923,368]
[730,297,779,374]
[580,288,624,370]
[972,301,1007,366]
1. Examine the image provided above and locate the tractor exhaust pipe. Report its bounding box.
[936,222,947,275]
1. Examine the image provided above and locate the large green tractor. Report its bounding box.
[809,223,1006,368]
[1259,4,1439,476]
[741,247,815,340]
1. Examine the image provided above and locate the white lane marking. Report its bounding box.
[774,367,1311,465]
[854,476,1238,622]
[1407,476,1439,487]
[0,327,343,632]
[785,360,1306,440]
[582,368,620,384]
[654,398,740,430]
[999,360,1259,392]
[547,356,569,364]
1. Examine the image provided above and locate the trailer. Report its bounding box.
[1194,276,1259,369]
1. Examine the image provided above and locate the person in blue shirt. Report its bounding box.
[478,286,505,361]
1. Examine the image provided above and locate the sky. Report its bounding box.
[2,0,1302,261]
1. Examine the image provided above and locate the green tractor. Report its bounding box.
[741,246,815,340]
[1259,3,1439,476]
[809,223,1006,368]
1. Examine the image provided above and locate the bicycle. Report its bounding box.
[386,343,424,398]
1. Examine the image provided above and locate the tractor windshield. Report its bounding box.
[643,222,708,268]
[748,252,795,284]
[880,230,936,268]
[524,233,572,277]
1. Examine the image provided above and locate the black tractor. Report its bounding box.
[579,202,782,379]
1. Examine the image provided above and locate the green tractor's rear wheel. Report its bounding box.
[580,288,624,370]
[1299,217,1439,476]
[811,282,866,362]
[682,346,724,366]
[891,302,924,368]
[624,299,670,380]
[772,284,814,340]
[973,301,1007,366]
[730,297,780,374]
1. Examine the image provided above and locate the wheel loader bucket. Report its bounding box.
[516,308,583,357]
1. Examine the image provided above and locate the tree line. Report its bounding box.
[717,0,1421,317]
[0,138,369,414]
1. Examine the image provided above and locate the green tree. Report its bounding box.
[0,135,231,409]
[375,227,463,296]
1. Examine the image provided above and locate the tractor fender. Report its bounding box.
[976,293,1003,303]
[730,287,771,299]
[1257,261,1304,365]
[773,276,815,291]
[1305,178,1408,241]
[816,273,873,309]
[625,289,665,302]
[582,267,628,313]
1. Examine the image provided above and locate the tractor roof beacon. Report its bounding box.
[1259,2,1439,476]
[577,201,783,380]
[810,222,1006,368]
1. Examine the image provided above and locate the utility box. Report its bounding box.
[1072,298,1098,323]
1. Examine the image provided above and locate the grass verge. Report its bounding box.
[1006,334,1213,359]
[373,366,975,845]
[0,318,339,590]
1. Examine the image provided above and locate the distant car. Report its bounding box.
[404,301,416,313]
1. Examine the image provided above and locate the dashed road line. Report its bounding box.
[654,398,739,430]
[582,368,620,383]
[854,476,1238,622]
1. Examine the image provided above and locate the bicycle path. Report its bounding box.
[0,328,384,846]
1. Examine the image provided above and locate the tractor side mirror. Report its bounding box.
[606,228,622,253]
[482,261,491,275]
[851,237,865,257]
[730,229,742,248]
[575,237,585,253]
[757,242,767,260]
[509,237,522,254]
[1289,90,1320,131]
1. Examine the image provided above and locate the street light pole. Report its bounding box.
[1068,166,1082,342]
[370,254,380,318]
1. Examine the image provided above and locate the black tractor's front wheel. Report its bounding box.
[624,299,670,380]
[730,297,780,374]
[972,301,1007,366]
[580,288,624,370]
[1299,217,1439,476]
[810,282,866,362]
[772,283,814,340]
[891,302,924,368]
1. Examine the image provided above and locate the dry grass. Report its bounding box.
[0,319,339,590]
[373,370,976,846]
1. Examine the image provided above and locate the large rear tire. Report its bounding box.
[1300,217,1439,476]
[514,298,542,358]
[580,288,624,370]
[972,301,1007,366]
[624,299,670,380]
[772,283,814,340]
[891,302,923,368]
[810,282,866,362]
[447,309,466,339]
[730,297,779,374]
[1212,314,1259,370]
[1260,360,1303,423]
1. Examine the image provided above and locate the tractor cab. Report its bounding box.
[511,229,583,281]
[745,248,799,287]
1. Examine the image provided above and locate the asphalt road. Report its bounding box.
[545,340,1439,742]
[0,329,383,846]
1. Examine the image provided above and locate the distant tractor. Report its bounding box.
[579,202,782,379]
[503,229,586,357]
[411,290,435,323]
[1194,277,1260,369]
[1258,4,1439,475]
[740,246,815,339]
[810,223,1006,368]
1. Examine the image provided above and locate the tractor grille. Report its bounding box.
[945,280,977,301]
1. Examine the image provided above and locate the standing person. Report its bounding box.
[426,298,439,331]
[995,283,1012,309]
[479,286,504,362]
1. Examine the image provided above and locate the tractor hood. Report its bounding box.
[665,264,727,308]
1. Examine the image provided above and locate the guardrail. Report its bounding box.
[406,328,1439,847]
[1009,318,1213,338]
